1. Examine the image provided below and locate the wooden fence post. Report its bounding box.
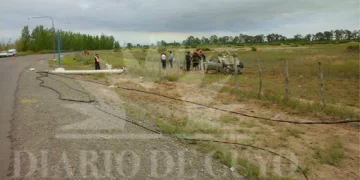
[158,58,161,78]
[284,60,289,102]
[152,58,154,73]
[216,56,219,84]
[257,59,262,98]
[318,62,326,108]
[201,57,205,81]
[177,58,180,80]
[145,57,147,71]
[234,56,239,97]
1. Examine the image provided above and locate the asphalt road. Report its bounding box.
[1,54,243,179]
[0,54,50,180]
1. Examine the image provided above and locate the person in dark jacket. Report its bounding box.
[185,51,191,71]
[94,54,100,70]
[192,51,201,70]
[168,51,174,68]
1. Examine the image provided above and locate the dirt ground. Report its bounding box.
[104,73,360,180]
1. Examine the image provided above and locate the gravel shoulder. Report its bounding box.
[8,59,243,179]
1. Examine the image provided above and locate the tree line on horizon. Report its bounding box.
[0,25,121,52]
[125,29,360,48]
[0,26,359,51]
[163,29,360,46]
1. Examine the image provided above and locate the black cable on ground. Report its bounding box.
[36,72,95,103]
[35,72,309,180]
[45,72,360,125]
[93,105,309,180]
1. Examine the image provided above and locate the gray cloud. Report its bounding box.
[0,0,359,43]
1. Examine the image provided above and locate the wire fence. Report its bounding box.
[118,53,359,119]
[69,48,359,119]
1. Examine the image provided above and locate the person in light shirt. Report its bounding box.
[161,53,167,69]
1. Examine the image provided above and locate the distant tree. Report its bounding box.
[315,32,325,41]
[344,30,352,40]
[15,39,24,51]
[126,43,133,48]
[209,35,218,44]
[232,36,239,44]
[266,34,274,42]
[352,30,360,40]
[304,34,312,41]
[334,30,343,40]
[323,31,333,40]
[20,26,31,51]
[293,34,303,41]
[239,34,246,43]
[254,34,264,43]
[201,37,209,44]
[114,41,120,49]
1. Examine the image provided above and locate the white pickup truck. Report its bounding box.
[0,49,17,57]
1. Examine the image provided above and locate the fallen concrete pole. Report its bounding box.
[49,68,124,74]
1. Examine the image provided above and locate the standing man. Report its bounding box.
[192,50,200,70]
[94,54,100,70]
[185,51,191,71]
[168,51,174,68]
[161,53,167,69]
[199,50,206,62]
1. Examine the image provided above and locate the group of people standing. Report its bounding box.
[160,50,206,71]
[160,51,174,69]
[185,50,206,71]
[93,50,206,71]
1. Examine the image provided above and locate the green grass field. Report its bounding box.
[49,42,359,119]
[48,42,359,179]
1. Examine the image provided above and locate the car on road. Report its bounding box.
[7,49,17,57]
[0,51,8,58]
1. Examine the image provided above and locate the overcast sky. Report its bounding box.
[0,0,359,44]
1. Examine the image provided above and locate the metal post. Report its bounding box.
[57,30,61,68]
[51,20,55,60]
[28,16,59,66]
[28,16,56,60]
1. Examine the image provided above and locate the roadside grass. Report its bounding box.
[196,142,262,179]
[196,142,295,180]
[42,44,356,179]
[17,51,35,56]
[116,75,304,180]
[217,83,359,119]
[279,127,305,140]
[313,138,345,166]
[52,43,359,120]
[219,115,239,124]
[156,116,221,135]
